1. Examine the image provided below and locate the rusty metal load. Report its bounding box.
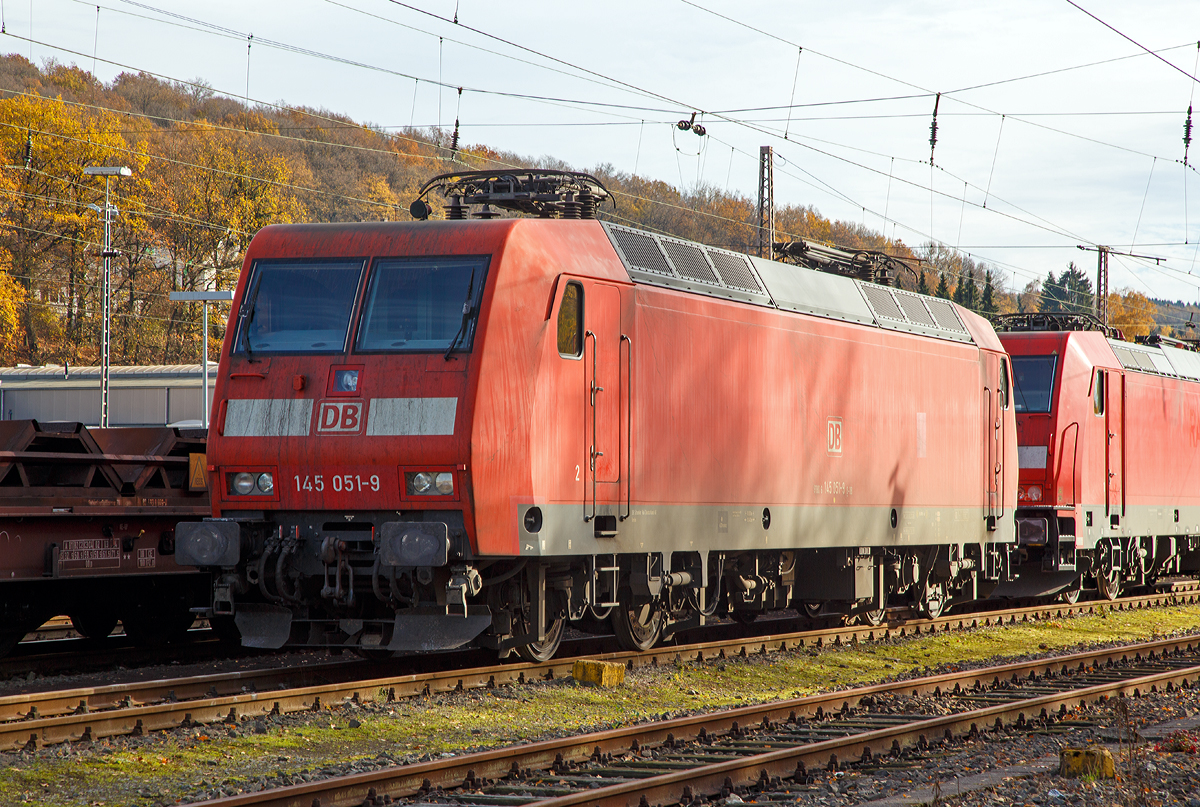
[0,420,210,516]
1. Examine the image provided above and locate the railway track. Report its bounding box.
[1,587,1196,753]
[189,629,1200,807]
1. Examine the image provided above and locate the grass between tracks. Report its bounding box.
[4,603,1200,806]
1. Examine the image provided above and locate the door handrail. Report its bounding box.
[585,329,597,523]
[620,333,632,522]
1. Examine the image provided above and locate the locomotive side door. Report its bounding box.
[983,352,1002,526]
[584,282,624,530]
[1105,370,1125,520]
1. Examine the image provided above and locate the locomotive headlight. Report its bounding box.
[232,472,256,495]
[1027,485,1043,502]
[1017,486,1027,501]
[406,471,454,496]
[257,472,274,494]
[408,472,435,495]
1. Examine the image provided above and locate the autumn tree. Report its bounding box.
[0,93,133,363]
[1107,289,1156,339]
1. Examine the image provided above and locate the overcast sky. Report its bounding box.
[16,0,1200,316]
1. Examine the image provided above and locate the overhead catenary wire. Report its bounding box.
[27,3,1200,255]
[14,5,1200,306]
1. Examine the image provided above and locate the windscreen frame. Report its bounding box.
[233,257,367,356]
[353,254,491,355]
[1010,354,1059,414]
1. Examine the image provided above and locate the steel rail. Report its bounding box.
[0,587,1195,752]
[191,636,1200,807]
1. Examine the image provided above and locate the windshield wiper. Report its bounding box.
[236,273,266,359]
[444,267,477,361]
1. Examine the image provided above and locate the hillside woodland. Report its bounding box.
[0,56,1164,367]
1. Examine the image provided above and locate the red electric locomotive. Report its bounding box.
[997,313,1200,600]
[178,171,1022,659]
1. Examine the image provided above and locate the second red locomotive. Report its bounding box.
[997,314,1200,600]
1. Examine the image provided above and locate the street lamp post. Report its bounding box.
[169,290,233,428]
[84,165,131,428]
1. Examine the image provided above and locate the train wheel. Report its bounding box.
[70,609,119,640]
[859,594,888,627]
[1056,578,1083,604]
[801,602,824,618]
[515,617,565,663]
[1097,566,1123,601]
[611,600,663,651]
[731,611,758,625]
[916,581,946,619]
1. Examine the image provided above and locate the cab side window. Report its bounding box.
[1093,369,1105,415]
[557,282,583,358]
[999,358,1010,409]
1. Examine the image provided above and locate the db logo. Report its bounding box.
[826,417,843,456]
[316,400,365,434]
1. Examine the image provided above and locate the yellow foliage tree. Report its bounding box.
[1107,289,1155,339]
[0,93,133,363]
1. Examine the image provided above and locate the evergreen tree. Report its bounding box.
[934,272,950,300]
[1060,262,1094,314]
[917,270,930,296]
[979,270,998,316]
[1040,270,1065,313]
[1039,263,1093,314]
[962,269,978,310]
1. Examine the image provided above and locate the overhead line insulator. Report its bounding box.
[929,92,941,165]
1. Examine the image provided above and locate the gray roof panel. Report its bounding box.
[1161,344,1200,381]
[748,255,876,326]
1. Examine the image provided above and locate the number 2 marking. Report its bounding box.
[575,465,581,481]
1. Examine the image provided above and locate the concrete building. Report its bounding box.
[0,364,216,427]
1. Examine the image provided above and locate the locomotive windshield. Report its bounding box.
[356,256,489,353]
[1011,355,1057,413]
[235,260,365,354]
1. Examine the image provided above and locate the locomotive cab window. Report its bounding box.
[999,358,1010,409]
[1093,369,1105,415]
[1010,355,1056,413]
[235,259,365,354]
[356,256,489,353]
[557,282,583,358]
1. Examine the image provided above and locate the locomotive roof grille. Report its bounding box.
[604,223,772,307]
[860,284,906,321]
[709,251,761,293]
[601,222,973,344]
[610,228,674,276]
[662,240,720,286]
